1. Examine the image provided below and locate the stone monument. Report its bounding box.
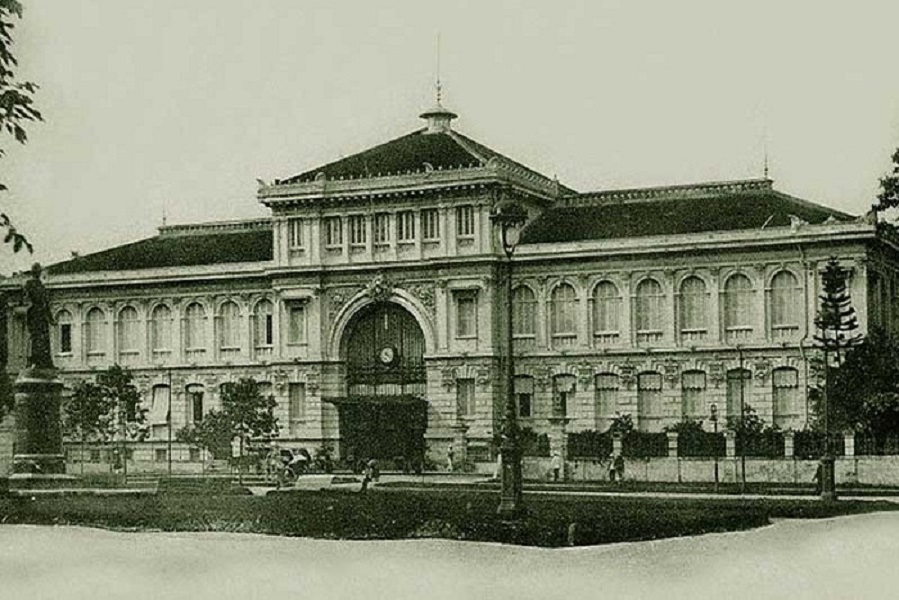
[9,264,73,488]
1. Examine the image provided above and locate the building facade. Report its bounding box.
[4,104,899,469]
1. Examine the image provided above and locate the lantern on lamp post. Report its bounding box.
[490,201,528,517]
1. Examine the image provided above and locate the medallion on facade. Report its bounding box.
[405,282,436,314]
[364,274,393,303]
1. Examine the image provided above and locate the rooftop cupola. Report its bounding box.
[420,103,457,134]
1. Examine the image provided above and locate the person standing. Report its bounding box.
[608,454,617,483]
[614,454,625,485]
[551,451,562,482]
[447,445,455,472]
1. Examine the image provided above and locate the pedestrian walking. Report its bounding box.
[360,459,373,493]
[447,445,455,472]
[551,451,563,482]
[608,455,617,483]
[493,450,502,481]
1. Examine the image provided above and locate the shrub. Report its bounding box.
[665,418,724,457]
[622,431,668,458]
[519,428,550,457]
[567,430,613,459]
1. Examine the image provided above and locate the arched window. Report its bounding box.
[552,374,576,418]
[770,271,800,340]
[593,281,621,344]
[635,278,664,344]
[512,286,537,338]
[117,306,140,356]
[724,273,754,342]
[150,304,173,352]
[637,372,663,431]
[681,370,707,420]
[550,283,578,345]
[184,302,206,350]
[85,307,106,355]
[254,299,274,347]
[772,367,799,428]
[56,309,73,354]
[594,373,619,429]
[726,368,752,419]
[679,277,708,342]
[218,301,240,350]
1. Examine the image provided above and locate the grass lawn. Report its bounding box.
[1,488,896,547]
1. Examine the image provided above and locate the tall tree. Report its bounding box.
[95,365,147,480]
[62,379,115,474]
[814,258,861,365]
[0,0,42,255]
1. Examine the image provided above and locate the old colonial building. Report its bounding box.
[4,103,899,469]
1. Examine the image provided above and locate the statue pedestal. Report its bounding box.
[8,368,77,490]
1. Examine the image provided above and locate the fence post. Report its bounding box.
[666,432,679,458]
[783,431,794,459]
[724,430,736,458]
[843,432,855,458]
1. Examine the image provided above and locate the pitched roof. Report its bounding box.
[278,127,564,190]
[48,222,272,275]
[522,180,854,244]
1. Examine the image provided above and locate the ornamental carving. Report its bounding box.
[660,358,680,384]
[441,367,457,390]
[534,365,553,391]
[707,361,726,387]
[618,363,636,388]
[577,363,594,390]
[753,360,771,381]
[327,286,363,322]
[364,274,393,303]
[405,283,436,314]
[476,367,491,389]
[306,365,321,394]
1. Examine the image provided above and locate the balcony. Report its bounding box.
[636,330,663,345]
[593,331,620,347]
[725,327,753,344]
[680,329,707,344]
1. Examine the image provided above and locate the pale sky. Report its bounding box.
[3,0,899,273]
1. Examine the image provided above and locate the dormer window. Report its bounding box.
[397,211,415,243]
[288,218,304,250]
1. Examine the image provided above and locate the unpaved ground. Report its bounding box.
[1,512,896,599]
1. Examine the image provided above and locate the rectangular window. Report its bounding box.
[772,368,799,428]
[515,376,534,418]
[455,205,475,237]
[188,386,204,423]
[594,374,619,425]
[288,305,306,344]
[155,448,168,463]
[189,447,201,462]
[289,383,306,434]
[264,314,273,345]
[422,209,440,241]
[60,323,72,353]
[454,292,477,338]
[349,215,367,246]
[324,217,343,247]
[681,371,707,419]
[288,218,304,249]
[373,213,390,245]
[553,375,576,418]
[637,372,663,431]
[456,378,476,417]
[397,211,415,243]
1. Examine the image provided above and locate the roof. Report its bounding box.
[48,221,272,275]
[278,127,565,190]
[522,180,855,244]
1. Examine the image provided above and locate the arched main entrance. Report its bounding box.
[328,302,427,469]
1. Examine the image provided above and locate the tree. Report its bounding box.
[62,380,115,474]
[814,258,861,363]
[178,378,278,479]
[875,147,899,217]
[811,328,899,440]
[176,410,232,461]
[94,365,146,479]
[1,0,42,255]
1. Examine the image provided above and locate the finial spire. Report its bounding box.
[763,123,770,179]
[436,32,442,105]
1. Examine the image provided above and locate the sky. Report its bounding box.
[2,0,899,273]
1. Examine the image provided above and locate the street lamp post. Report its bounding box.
[710,403,719,493]
[490,201,528,517]
[737,345,747,494]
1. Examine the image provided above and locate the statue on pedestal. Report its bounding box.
[23,263,54,371]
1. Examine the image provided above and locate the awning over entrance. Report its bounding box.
[323,395,426,406]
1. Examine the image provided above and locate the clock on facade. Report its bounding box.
[378,346,397,366]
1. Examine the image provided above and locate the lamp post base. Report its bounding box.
[820,455,837,502]
[497,445,523,518]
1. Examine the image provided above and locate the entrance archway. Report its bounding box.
[328,302,427,470]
